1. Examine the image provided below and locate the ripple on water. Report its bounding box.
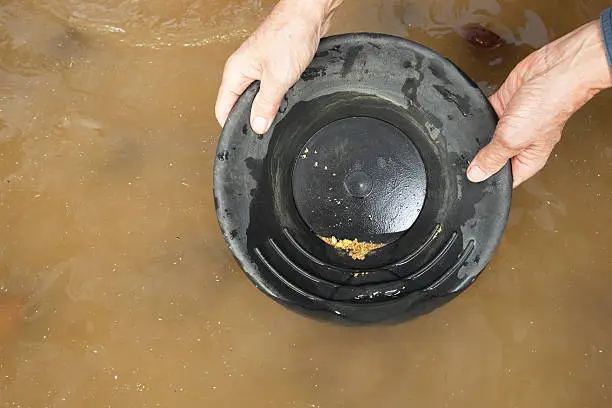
[64,0,266,49]
[0,0,268,61]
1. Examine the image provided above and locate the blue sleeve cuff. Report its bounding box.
[601,7,612,69]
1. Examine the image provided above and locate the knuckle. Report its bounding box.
[496,133,516,150]
[477,146,506,170]
[486,151,509,168]
[539,132,562,150]
[266,68,293,87]
[550,131,562,144]
[224,53,241,70]
[264,57,298,84]
[489,91,505,114]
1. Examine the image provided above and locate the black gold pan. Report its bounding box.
[213,32,512,325]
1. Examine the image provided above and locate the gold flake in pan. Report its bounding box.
[319,236,385,260]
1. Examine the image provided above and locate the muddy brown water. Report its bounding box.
[1,0,612,407]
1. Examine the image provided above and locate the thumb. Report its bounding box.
[467,129,520,183]
[250,72,290,134]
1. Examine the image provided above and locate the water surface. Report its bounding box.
[1,0,612,407]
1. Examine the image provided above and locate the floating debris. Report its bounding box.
[460,24,504,49]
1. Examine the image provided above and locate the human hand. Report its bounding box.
[467,20,612,188]
[215,0,343,135]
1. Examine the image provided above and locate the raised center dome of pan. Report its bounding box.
[213,33,512,325]
[292,116,427,248]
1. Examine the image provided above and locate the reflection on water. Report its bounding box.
[1,0,612,407]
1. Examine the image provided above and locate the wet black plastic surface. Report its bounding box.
[213,33,512,325]
[292,117,426,245]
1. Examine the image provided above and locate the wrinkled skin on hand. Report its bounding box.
[215,2,611,188]
[214,0,342,135]
[467,20,612,187]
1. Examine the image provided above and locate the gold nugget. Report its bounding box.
[319,235,385,260]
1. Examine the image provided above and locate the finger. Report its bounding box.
[215,62,257,128]
[467,129,521,183]
[489,76,518,118]
[489,90,505,118]
[488,59,529,118]
[249,71,291,134]
[510,144,552,188]
[215,75,254,127]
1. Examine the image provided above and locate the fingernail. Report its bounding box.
[467,165,487,182]
[252,116,269,134]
